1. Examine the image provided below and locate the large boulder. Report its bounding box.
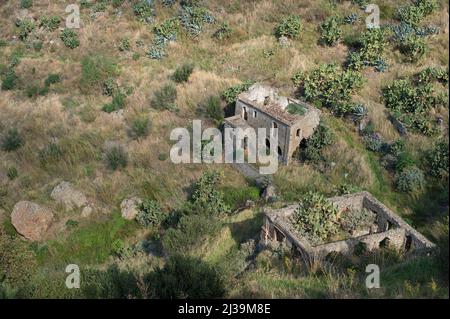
[120,197,142,220]
[51,181,88,210]
[11,201,54,241]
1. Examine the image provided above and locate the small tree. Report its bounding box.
[395,166,425,192]
[399,34,428,62]
[428,139,449,178]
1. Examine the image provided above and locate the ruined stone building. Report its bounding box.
[224,84,320,165]
[261,192,435,263]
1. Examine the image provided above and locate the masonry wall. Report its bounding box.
[235,99,291,164]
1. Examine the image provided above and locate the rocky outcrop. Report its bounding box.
[51,181,88,210]
[11,201,54,241]
[120,197,142,220]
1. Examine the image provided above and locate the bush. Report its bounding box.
[150,255,225,298]
[0,230,37,287]
[162,214,221,255]
[415,67,449,84]
[172,64,194,83]
[274,15,302,39]
[319,16,342,46]
[191,171,230,216]
[60,28,80,49]
[80,54,118,93]
[7,167,18,180]
[201,95,223,123]
[294,63,364,114]
[303,122,334,162]
[395,166,425,192]
[221,81,254,104]
[1,69,18,90]
[153,18,179,42]
[179,5,215,36]
[44,74,61,87]
[213,21,233,40]
[399,34,428,62]
[150,84,177,111]
[136,199,163,228]
[127,117,151,139]
[17,19,35,40]
[105,145,128,170]
[382,78,444,135]
[396,0,437,27]
[102,92,126,113]
[39,16,61,31]
[133,0,154,23]
[427,139,449,178]
[347,28,389,70]
[1,128,24,152]
[292,192,339,245]
[118,38,131,52]
[363,134,384,152]
[20,0,33,9]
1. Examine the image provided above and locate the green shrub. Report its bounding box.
[127,117,151,139]
[347,28,389,70]
[80,54,118,92]
[39,16,61,31]
[179,5,215,36]
[1,129,24,152]
[395,151,415,172]
[102,78,118,96]
[133,0,154,23]
[105,145,128,170]
[415,67,449,84]
[150,255,225,298]
[150,84,177,111]
[396,0,437,27]
[17,19,35,40]
[6,167,18,180]
[213,21,233,40]
[303,122,334,162]
[0,230,37,287]
[60,28,80,49]
[136,199,163,228]
[1,69,18,90]
[427,139,449,178]
[221,81,254,104]
[118,38,131,52]
[172,64,194,83]
[191,171,230,216]
[153,17,179,42]
[274,15,302,39]
[319,16,342,46]
[20,0,33,9]
[292,192,339,245]
[44,74,61,87]
[162,214,221,255]
[65,220,79,230]
[294,63,364,114]
[201,95,223,123]
[399,34,428,62]
[102,92,126,113]
[363,134,384,152]
[382,78,444,135]
[395,166,425,192]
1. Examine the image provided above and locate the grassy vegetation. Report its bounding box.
[0,0,448,299]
